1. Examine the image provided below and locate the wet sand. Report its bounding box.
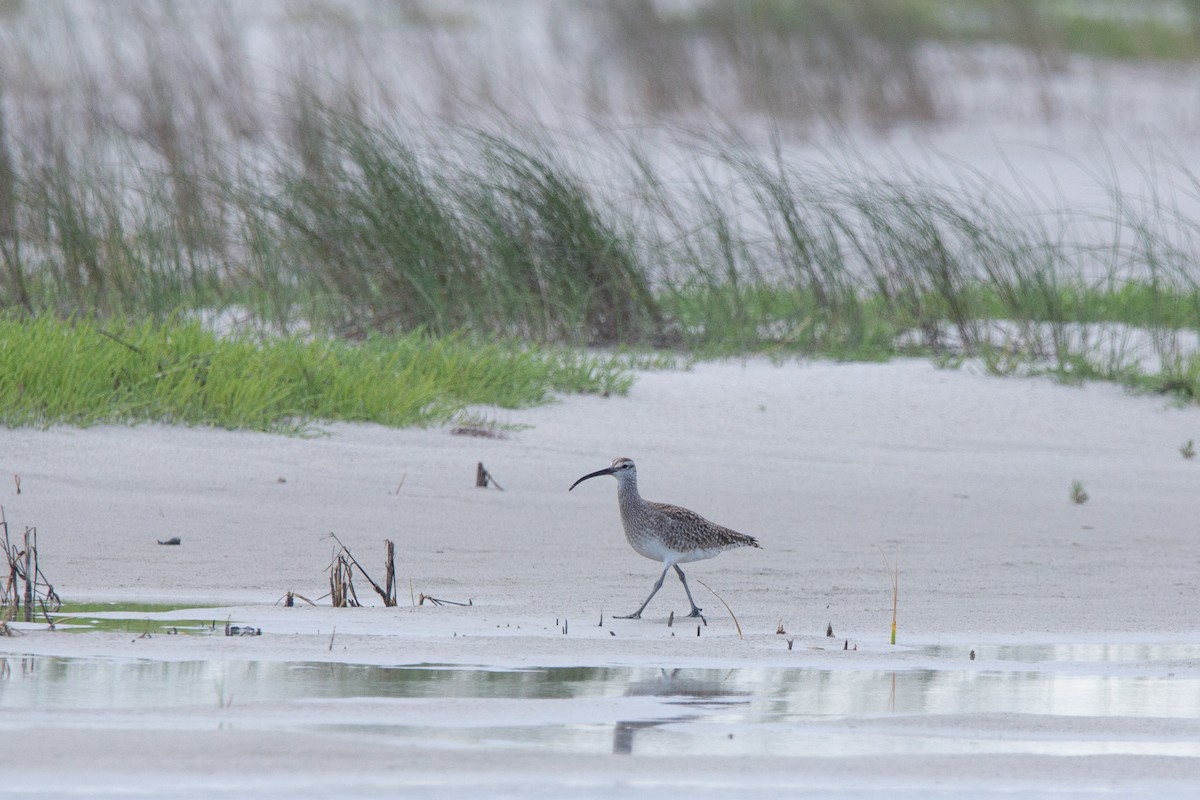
[3,358,1200,797]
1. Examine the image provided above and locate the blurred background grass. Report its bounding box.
[1,1,1199,426]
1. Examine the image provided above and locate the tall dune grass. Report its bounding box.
[2,95,1200,392]
[1,1,1199,418]
[249,111,660,343]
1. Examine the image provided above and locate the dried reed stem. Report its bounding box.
[694,578,742,640]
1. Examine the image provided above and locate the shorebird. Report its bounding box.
[569,457,761,620]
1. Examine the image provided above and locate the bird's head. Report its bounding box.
[569,457,636,491]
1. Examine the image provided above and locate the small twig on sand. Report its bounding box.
[694,578,742,640]
[383,539,396,606]
[23,527,34,622]
[2,518,59,624]
[328,549,355,607]
[38,598,55,628]
[325,533,396,607]
[276,591,316,607]
[418,593,472,607]
[475,462,504,491]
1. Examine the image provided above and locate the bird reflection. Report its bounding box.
[612,668,745,754]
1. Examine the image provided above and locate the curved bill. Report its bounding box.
[569,465,615,491]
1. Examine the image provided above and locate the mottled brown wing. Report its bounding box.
[648,501,761,551]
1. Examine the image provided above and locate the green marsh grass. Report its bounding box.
[252,111,660,344]
[0,315,635,431]
[639,134,1200,390]
[6,111,1200,406]
[3,3,1200,420]
[47,602,218,635]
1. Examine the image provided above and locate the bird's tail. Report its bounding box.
[737,532,761,549]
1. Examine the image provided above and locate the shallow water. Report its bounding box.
[4,645,1199,759]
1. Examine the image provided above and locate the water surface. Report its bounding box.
[4,645,1199,759]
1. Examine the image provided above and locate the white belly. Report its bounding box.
[628,533,721,565]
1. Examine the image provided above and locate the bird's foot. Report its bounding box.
[686,607,705,619]
[613,612,642,620]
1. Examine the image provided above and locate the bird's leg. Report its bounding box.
[614,565,670,619]
[673,565,705,619]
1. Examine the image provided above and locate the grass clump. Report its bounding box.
[251,111,661,344]
[0,315,633,432]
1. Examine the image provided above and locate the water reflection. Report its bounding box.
[613,668,747,754]
[922,642,1200,664]
[3,653,1199,758]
